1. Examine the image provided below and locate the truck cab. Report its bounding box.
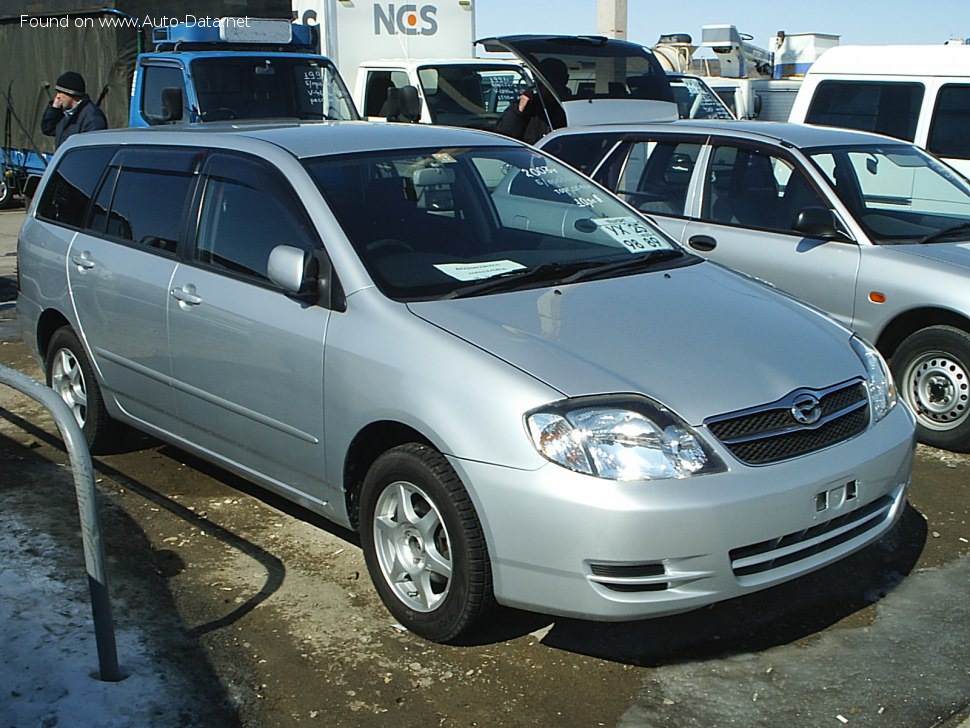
[132,18,358,127]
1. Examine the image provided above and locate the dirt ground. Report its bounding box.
[1,209,968,727]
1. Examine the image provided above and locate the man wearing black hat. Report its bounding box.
[41,71,108,150]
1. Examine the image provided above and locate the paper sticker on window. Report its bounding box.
[434,260,526,281]
[593,217,669,253]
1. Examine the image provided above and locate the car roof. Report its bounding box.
[61,121,521,159]
[540,119,912,150]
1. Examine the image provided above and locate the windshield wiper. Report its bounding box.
[442,250,684,300]
[918,222,970,244]
[443,260,601,300]
[556,249,685,284]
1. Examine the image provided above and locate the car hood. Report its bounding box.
[408,263,860,425]
[889,241,970,271]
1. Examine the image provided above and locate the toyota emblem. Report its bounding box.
[791,393,822,425]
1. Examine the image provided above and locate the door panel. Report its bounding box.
[685,142,861,327]
[167,151,330,502]
[65,145,201,433]
[67,233,181,432]
[167,268,329,499]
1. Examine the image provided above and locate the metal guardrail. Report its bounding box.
[0,363,123,682]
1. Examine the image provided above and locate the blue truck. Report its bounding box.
[1,1,358,208]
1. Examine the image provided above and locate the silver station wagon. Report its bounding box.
[17,122,915,643]
[538,121,970,452]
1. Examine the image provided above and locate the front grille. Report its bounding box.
[729,495,894,577]
[706,380,869,465]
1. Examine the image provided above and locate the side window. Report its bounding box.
[141,65,186,124]
[88,167,119,234]
[37,146,115,228]
[805,80,925,142]
[541,133,624,175]
[714,88,738,118]
[195,153,317,283]
[103,147,201,251]
[703,145,826,233]
[363,70,411,117]
[613,139,701,216]
[928,84,970,160]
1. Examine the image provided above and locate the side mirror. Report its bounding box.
[752,93,763,118]
[268,245,316,295]
[791,207,851,241]
[267,245,346,311]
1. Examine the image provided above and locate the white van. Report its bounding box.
[789,45,970,177]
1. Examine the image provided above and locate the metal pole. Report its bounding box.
[597,0,628,40]
[0,364,123,682]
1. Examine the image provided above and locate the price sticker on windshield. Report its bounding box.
[434,260,526,281]
[593,217,669,253]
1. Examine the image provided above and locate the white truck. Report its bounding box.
[654,26,837,121]
[291,1,532,129]
[787,44,970,178]
[293,1,478,94]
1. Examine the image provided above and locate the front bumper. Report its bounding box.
[449,402,915,621]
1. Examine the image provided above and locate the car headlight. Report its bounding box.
[850,335,896,422]
[525,396,724,480]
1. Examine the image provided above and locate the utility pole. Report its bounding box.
[596,0,628,39]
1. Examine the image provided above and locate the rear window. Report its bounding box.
[502,38,674,103]
[805,80,924,141]
[37,146,115,228]
[928,84,970,161]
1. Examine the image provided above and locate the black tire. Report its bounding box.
[360,443,494,643]
[45,327,117,454]
[0,176,16,210]
[891,325,970,452]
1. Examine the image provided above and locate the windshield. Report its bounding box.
[808,144,970,244]
[190,56,358,122]
[304,146,688,301]
[668,76,734,120]
[417,64,531,130]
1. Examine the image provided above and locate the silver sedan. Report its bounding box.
[540,120,970,452]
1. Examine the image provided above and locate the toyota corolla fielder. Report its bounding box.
[16,122,915,643]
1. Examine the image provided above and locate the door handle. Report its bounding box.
[688,235,717,252]
[71,252,96,270]
[170,285,203,306]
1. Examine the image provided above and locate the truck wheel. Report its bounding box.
[891,325,970,452]
[360,443,494,643]
[45,327,117,453]
[0,176,16,209]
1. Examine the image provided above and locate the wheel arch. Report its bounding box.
[343,420,435,532]
[875,307,970,360]
[36,309,75,367]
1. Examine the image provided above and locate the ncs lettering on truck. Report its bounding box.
[374,4,438,36]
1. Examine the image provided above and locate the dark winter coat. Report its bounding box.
[41,96,108,149]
